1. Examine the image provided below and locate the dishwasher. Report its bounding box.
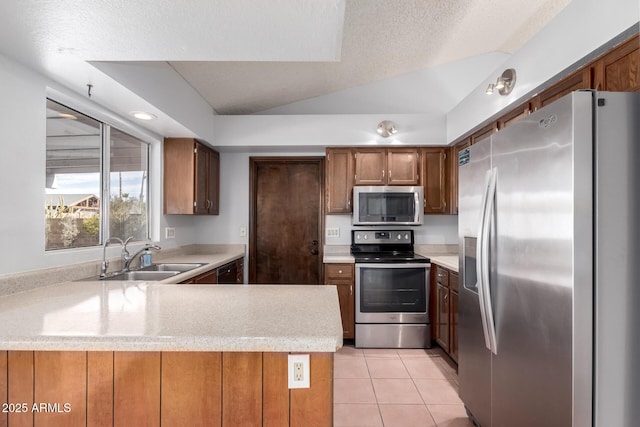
[217,261,238,284]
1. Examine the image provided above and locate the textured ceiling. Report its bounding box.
[171,0,572,114]
[0,0,571,118]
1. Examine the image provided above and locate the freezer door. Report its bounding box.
[489,92,593,427]
[458,137,492,427]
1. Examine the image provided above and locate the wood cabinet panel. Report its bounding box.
[7,351,33,427]
[387,148,420,185]
[594,35,640,92]
[0,351,7,427]
[262,353,289,427]
[34,351,86,427]
[4,350,334,426]
[354,149,386,185]
[471,122,498,145]
[113,352,161,427]
[193,268,218,285]
[450,140,470,215]
[222,352,263,427]
[325,148,354,213]
[497,102,532,129]
[324,264,355,339]
[162,352,222,427]
[435,284,450,352]
[450,290,459,362]
[87,352,113,427]
[421,148,448,213]
[164,138,219,215]
[290,353,333,427]
[533,67,592,110]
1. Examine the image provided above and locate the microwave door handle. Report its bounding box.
[476,169,493,352]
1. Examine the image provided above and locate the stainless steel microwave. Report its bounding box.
[352,186,424,225]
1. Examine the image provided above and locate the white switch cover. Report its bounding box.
[288,354,310,389]
[240,226,247,237]
[165,227,176,239]
[326,227,340,238]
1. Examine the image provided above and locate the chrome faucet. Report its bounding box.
[123,243,162,271]
[100,237,125,277]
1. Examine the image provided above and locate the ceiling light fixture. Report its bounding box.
[485,68,516,96]
[130,111,157,121]
[377,120,397,138]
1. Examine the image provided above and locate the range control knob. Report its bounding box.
[363,234,368,240]
[355,233,361,240]
[396,233,402,240]
[404,233,410,240]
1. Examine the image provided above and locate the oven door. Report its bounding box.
[355,263,430,323]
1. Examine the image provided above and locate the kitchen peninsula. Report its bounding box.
[0,273,342,426]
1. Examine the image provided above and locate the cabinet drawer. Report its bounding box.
[436,266,449,287]
[324,264,355,281]
[450,271,459,292]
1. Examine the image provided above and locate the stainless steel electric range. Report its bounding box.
[351,230,431,348]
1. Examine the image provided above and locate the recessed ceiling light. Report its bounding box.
[130,111,157,121]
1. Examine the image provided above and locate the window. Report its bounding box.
[45,99,150,250]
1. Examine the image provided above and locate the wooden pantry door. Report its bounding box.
[249,157,324,284]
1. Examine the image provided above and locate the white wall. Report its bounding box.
[0,52,196,277]
[191,150,459,248]
[447,0,640,142]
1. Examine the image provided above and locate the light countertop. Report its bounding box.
[0,282,343,353]
[428,255,459,272]
[0,247,343,353]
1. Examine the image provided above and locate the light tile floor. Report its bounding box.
[334,345,475,427]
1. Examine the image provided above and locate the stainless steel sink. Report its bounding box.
[101,270,181,281]
[140,263,205,272]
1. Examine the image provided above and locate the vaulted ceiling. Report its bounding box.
[0,0,571,116]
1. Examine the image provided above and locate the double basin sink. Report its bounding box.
[100,263,205,282]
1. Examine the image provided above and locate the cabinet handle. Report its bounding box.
[382,170,385,179]
[350,285,353,296]
[388,170,392,179]
[444,294,449,305]
[338,269,343,274]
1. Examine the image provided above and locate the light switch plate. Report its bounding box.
[326,227,340,238]
[165,227,176,239]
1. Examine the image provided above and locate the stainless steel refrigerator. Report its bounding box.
[458,91,640,427]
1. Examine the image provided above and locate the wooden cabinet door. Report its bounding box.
[450,140,470,215]
[450,290,458,362]
[193,269,218,284]
[354,149,386,185]
[207,149,220,214]
[194,143,209,214]
[421,148,448,213]
[387,148,420,185]
[593,35,640,92]
[533,67,592,110]
[324,264,355,339]
[435,284,450,352]
[335,281,355,339]
[326,148,354,213]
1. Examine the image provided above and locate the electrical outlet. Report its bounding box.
[326,227,340,238]
[288,354,310,389]
[165,227,176,239]
[240,226,247,237]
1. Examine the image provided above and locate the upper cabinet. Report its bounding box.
[421,148,448,214]
[354,148,420,186]
[593,35,640,92]
[164,138,219,215]
[325,148,354,214]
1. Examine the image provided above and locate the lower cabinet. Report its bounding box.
[324,264,355,339]
[433,265,458,362]
[180,258,244,285]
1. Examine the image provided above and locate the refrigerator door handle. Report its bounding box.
[481,167,498,354]
[476,170,493,351]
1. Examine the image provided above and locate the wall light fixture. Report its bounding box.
[485,68,516,96]
[377,120,397,137]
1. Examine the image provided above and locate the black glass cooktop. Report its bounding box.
[352,253,430,264]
